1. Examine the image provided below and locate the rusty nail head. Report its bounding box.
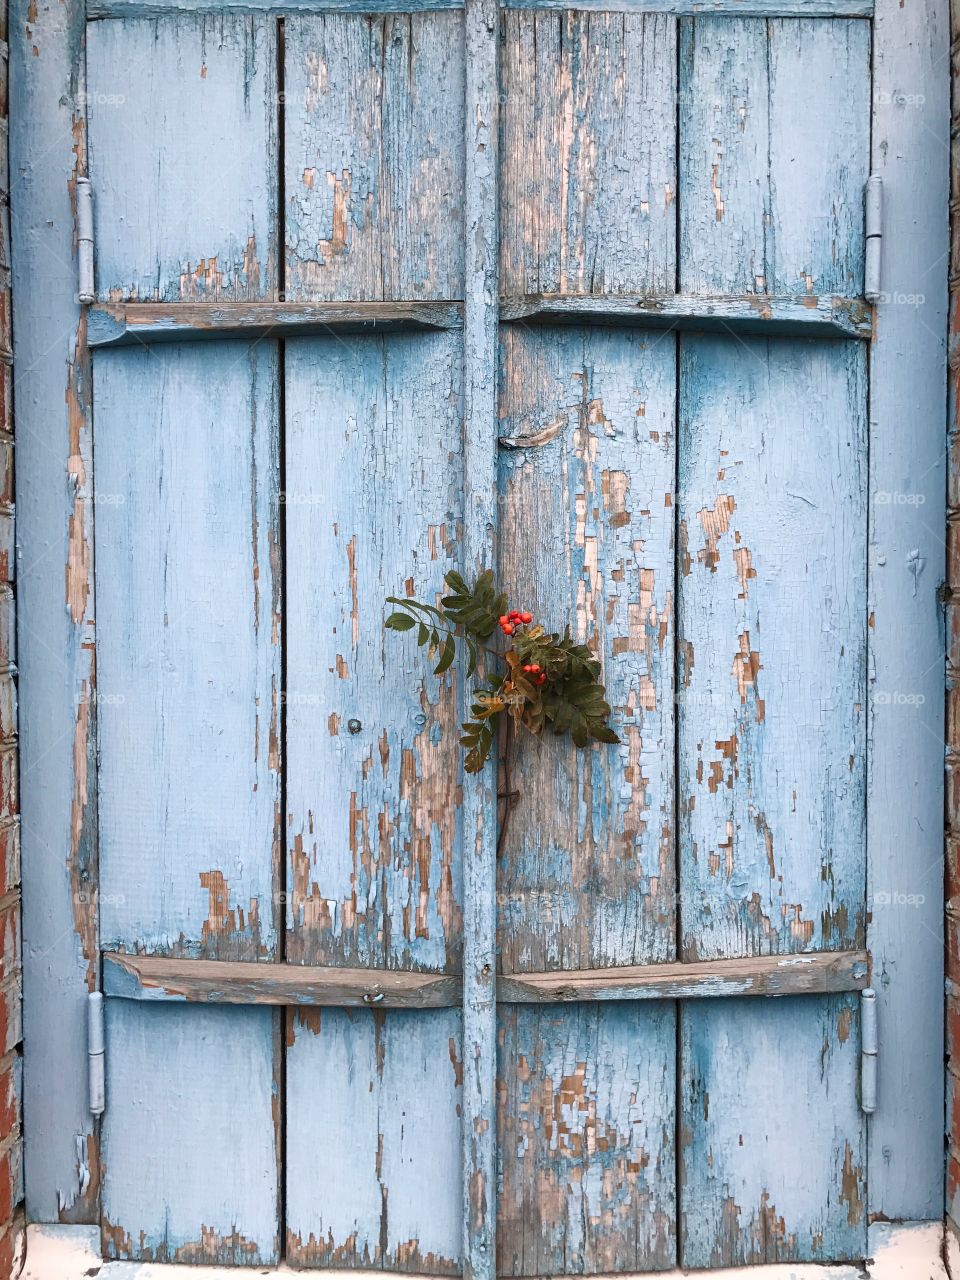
[364,990,385,1005]
[348,718,362,735]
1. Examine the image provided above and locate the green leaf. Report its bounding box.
[434,634,456,676]
[385,612,416,631]
[418,623,429,646]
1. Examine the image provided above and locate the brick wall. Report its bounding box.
[0,0,23,1273]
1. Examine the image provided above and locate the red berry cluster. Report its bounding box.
[522,662,547,687]
[498,609,532,637]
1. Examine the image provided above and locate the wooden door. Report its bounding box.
[11,0,948,1269]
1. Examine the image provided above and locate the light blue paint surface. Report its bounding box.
[678,335,867,961]
[498,1002,676,1274]
[284,12,465,301]
[681,995,865,1266]
[283,332,463,971]
[87,15,278,302]
[680,18,870,296]
[102,1001,280,1262]
[12,0,946,1260]
[95,341,281,960]
[286,1008,462,1268]
[497,325,677,971]
[868,0,948,1219]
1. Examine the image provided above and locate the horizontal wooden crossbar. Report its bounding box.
[87,294,872,348]
[88,0,873,16]
[501,293,873,338]
[86,300,464,348]
[103,949,870,1008]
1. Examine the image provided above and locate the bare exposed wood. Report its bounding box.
[103,954,462,1009]
[500,951,869,1003]
[103,949,869,1007]
[86,301,464,348]
[86,295,869,348]
[500,293,872,338]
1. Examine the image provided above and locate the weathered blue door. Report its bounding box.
[10,0,948,1267]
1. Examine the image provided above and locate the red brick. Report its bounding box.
[947,758,960,836]
[0,511,15,587]
[0,363,12,441]
[0,1055,21,1145]
[0,905,18,985]
[0,1137,23,1225]
[947,901,960,983]
[0,1210,25,1280]
[0,977,22,1060]
[949,837,960,902]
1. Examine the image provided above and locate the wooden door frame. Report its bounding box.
[7,0,948,1263]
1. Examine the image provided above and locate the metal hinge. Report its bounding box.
[88,991,105,1117]
[76,177,95,305]
[864,175,883,304]
[861,987,877,1114]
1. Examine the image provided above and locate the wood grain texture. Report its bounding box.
[88,0,875,13]
[95,342,281,960]
[500,949,869,1002]
[12,0,101,1220]
[284,332,463,971]
[285,1008,462,1271]
[678,336,866,961]
[87,15,277,302]
[508,0,872,10]
[86,301,463,347]
[462,1,500,1272]
[102,948,869,1005]
[284,13,464,301]
[500,294,872,339]
[498,1003,676,1275]
[499,11,676,296]
[498,325,676,971]
[680,995,865,1266]
[102,953,461,1007]
[101,1002,280,1264]
[679,18,870,296]
[91,0,462,12]
[867,0,947,1218]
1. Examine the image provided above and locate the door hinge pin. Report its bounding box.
[88,990,105,1117]
[76,178,95,305]
[860,987,877,1114]
[864,174,883,304]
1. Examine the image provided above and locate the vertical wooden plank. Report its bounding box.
[497,325,676,971]
[498,1003,676,1276]
[284,13,464,302]
[87,16,277,302]
[499,11,676,296]
[285,1008,462,1270]
[679,18,870,296]
[868,0,947,1218]
[102,1002,279,1263]
[11,0,101,1221]
[681,996,865,1267]
[282,334,464,1266]
[678,335,867,961]
[95,341,282,962]
[283,331,463,972]
[463,0,498,1273]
